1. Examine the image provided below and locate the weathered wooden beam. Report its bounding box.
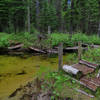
[79,60,99,69]
[8,44,23,50]
[74,89,94,98]
[58,43,63,71]
[78,42,82,61]
[29,47,46,54]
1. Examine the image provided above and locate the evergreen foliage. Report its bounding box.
[0,0,100,34]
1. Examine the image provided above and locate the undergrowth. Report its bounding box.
[0,32,100,48]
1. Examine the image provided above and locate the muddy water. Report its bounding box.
[0,54,72,100]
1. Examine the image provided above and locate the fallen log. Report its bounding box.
[8,44,23,50]
[64,46,87,51]
[63,65,82,78]
[46,49,58,54]
[90,45,100,48]
[29,47,46,54]
[79,60,99,69]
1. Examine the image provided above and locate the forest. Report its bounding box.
[0,0,100,100]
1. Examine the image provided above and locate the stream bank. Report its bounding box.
[0,54,76,100]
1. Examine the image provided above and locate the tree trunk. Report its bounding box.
[56,0,63,32]
[69,0,74,34]
[27,1,30,33]
[98,22,100,37]
[98,0,100,36]
[36,0,40,31]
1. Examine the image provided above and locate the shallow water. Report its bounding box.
[0,54,72,100]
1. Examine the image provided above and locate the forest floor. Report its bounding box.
[7,72,97,100]
[1,32,100,100]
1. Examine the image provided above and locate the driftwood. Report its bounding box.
[8,44,23,50]
[29,47,46,54]
[79,60,99,69]
[63,65,80,75]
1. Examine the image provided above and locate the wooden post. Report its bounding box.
[48,26,51,34]
[58,43,63,71]
[97,69,100,78]
[78,42,82,62]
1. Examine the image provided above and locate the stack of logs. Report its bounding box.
[63,59,100,92]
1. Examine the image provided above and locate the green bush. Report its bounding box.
[0,33,10,47]
[49,33,73,47]
[71,33,89,44]
[82,48,100,63]
[0,32,100,48]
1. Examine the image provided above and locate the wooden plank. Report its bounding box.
[8,44,23,50]
[80,77,97,91]
[75,89,94,98]
[29,47,46,54]
[72,64,94,75]
[79,60,99,69]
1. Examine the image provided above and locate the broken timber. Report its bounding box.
[79,60,99,69]
[63,59,100,91]
[80,77,100,91]
[74,89,94,98]
[29,47,46,54]
[72,63,94,75]
[8,44,23,50]
[46,49,58,54]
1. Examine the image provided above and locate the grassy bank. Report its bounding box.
[0,32,100,48]
[37,48,100,100]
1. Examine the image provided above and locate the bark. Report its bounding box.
[27,1,30,33]
[98,0,100,36]
[55,0,63,32]
[98,21,100,37]
[78,42,82,61]
[58,43,63,71]
[36,0,40,30]
[69,0,74,34]
[48,26,51,34]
